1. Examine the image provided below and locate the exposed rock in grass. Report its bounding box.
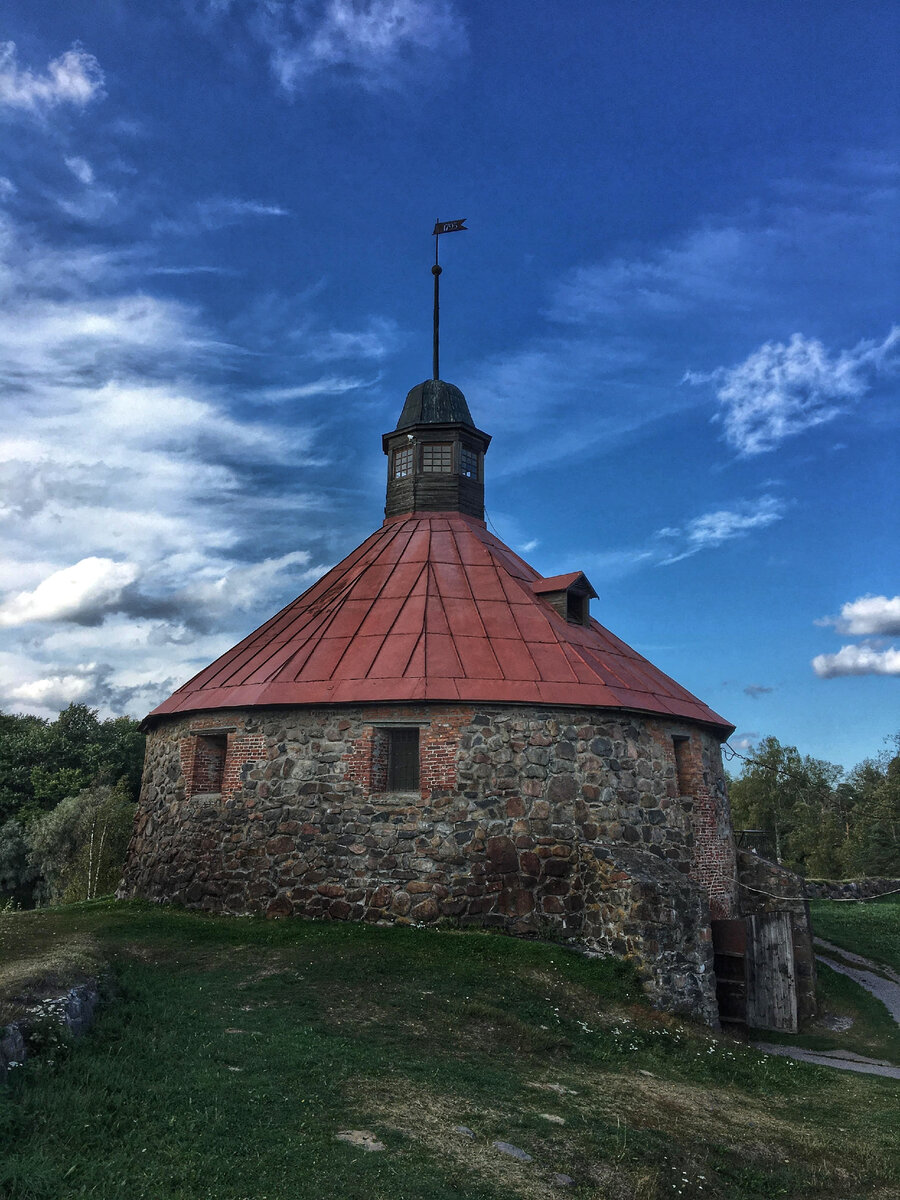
[335,1129,385,1151]
[0,980,100,1081]
[494,1141,533,1162]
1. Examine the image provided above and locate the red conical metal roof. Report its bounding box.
[148,512,733,733]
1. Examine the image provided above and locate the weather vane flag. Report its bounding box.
[431,217,467,379]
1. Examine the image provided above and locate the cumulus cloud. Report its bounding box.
[199,0,467,93]
[0,558,140,628]
[817,594,900,637]
[0,41,104,113]
[692,327,900,455]
[655,495,785,564]
[812,644,900,678]
[743,684,773,699]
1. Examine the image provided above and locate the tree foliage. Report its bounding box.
[28,784,136,904]
[0,703,144,823]
[728,733,900,878]
[0,704,144,905]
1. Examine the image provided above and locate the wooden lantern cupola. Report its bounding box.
[383,378,492,520]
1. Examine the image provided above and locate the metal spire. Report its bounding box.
[431,218,467,380]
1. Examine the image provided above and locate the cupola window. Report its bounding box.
[460,446,479,479]
[393,445,414,478]
[422,442,452,473]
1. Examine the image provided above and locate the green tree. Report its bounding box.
[0,704,145,824]
[27,784,136,904]
[728,736,843,874]
[0,819,40,907]
[842,736,900,876]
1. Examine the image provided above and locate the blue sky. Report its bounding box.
[0,0,897,770]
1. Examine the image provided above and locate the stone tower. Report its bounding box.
[121,374,814,1028]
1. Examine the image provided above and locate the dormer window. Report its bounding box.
[393,446,413,478]
[566,590,589,624]
[532,571,598,627]
[460,446,479,479]
[422,442,452,473]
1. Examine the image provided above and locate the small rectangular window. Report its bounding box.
[393,446,413,478]
[460,447,479,479]
[387,727,420,790]
[422,442,452,473]
[673,736,692,796]
[194,734,227,794]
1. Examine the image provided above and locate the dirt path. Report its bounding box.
[814,937,900,1025]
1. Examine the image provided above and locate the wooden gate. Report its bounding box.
[712,912,798,1032]
[746,911,797,1032]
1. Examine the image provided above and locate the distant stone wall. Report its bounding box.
[804,878,900,900]
[121,702,734,1022]
[736,850,816,1022]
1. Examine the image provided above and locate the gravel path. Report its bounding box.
[814,939,900,1025]
[753,1042,900,1079]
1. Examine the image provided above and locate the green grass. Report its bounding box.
[809,895,900,974]
[2,900,899,1200]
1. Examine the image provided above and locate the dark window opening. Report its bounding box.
[460,446,479,479]
[393,445,413,478]
[422,442,452,473]
[673,736,692,796]
[566,590,589,625]
[194,734,227,794]
[387,727,420,790]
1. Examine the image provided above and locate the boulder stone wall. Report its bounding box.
[121,703,734,1022]
[804,877,900,901]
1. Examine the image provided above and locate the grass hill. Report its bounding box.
[2,900,899,1200]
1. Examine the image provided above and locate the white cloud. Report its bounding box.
[201,0,467,93]
[549,226,758,324]
[812,644,900,678]
[656,495,785,564]
[731,733,759,752]
[5,669,100,709]
[0,213,329,718]
[818,594,900,637]
[305,316,401,362]
[0,176,16,199]
[153,196,289,236]
[697,327,900,455]
[0,41,104,113]
[0,558,140,628]
[259,375,374,400]
[64,155,94,185]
